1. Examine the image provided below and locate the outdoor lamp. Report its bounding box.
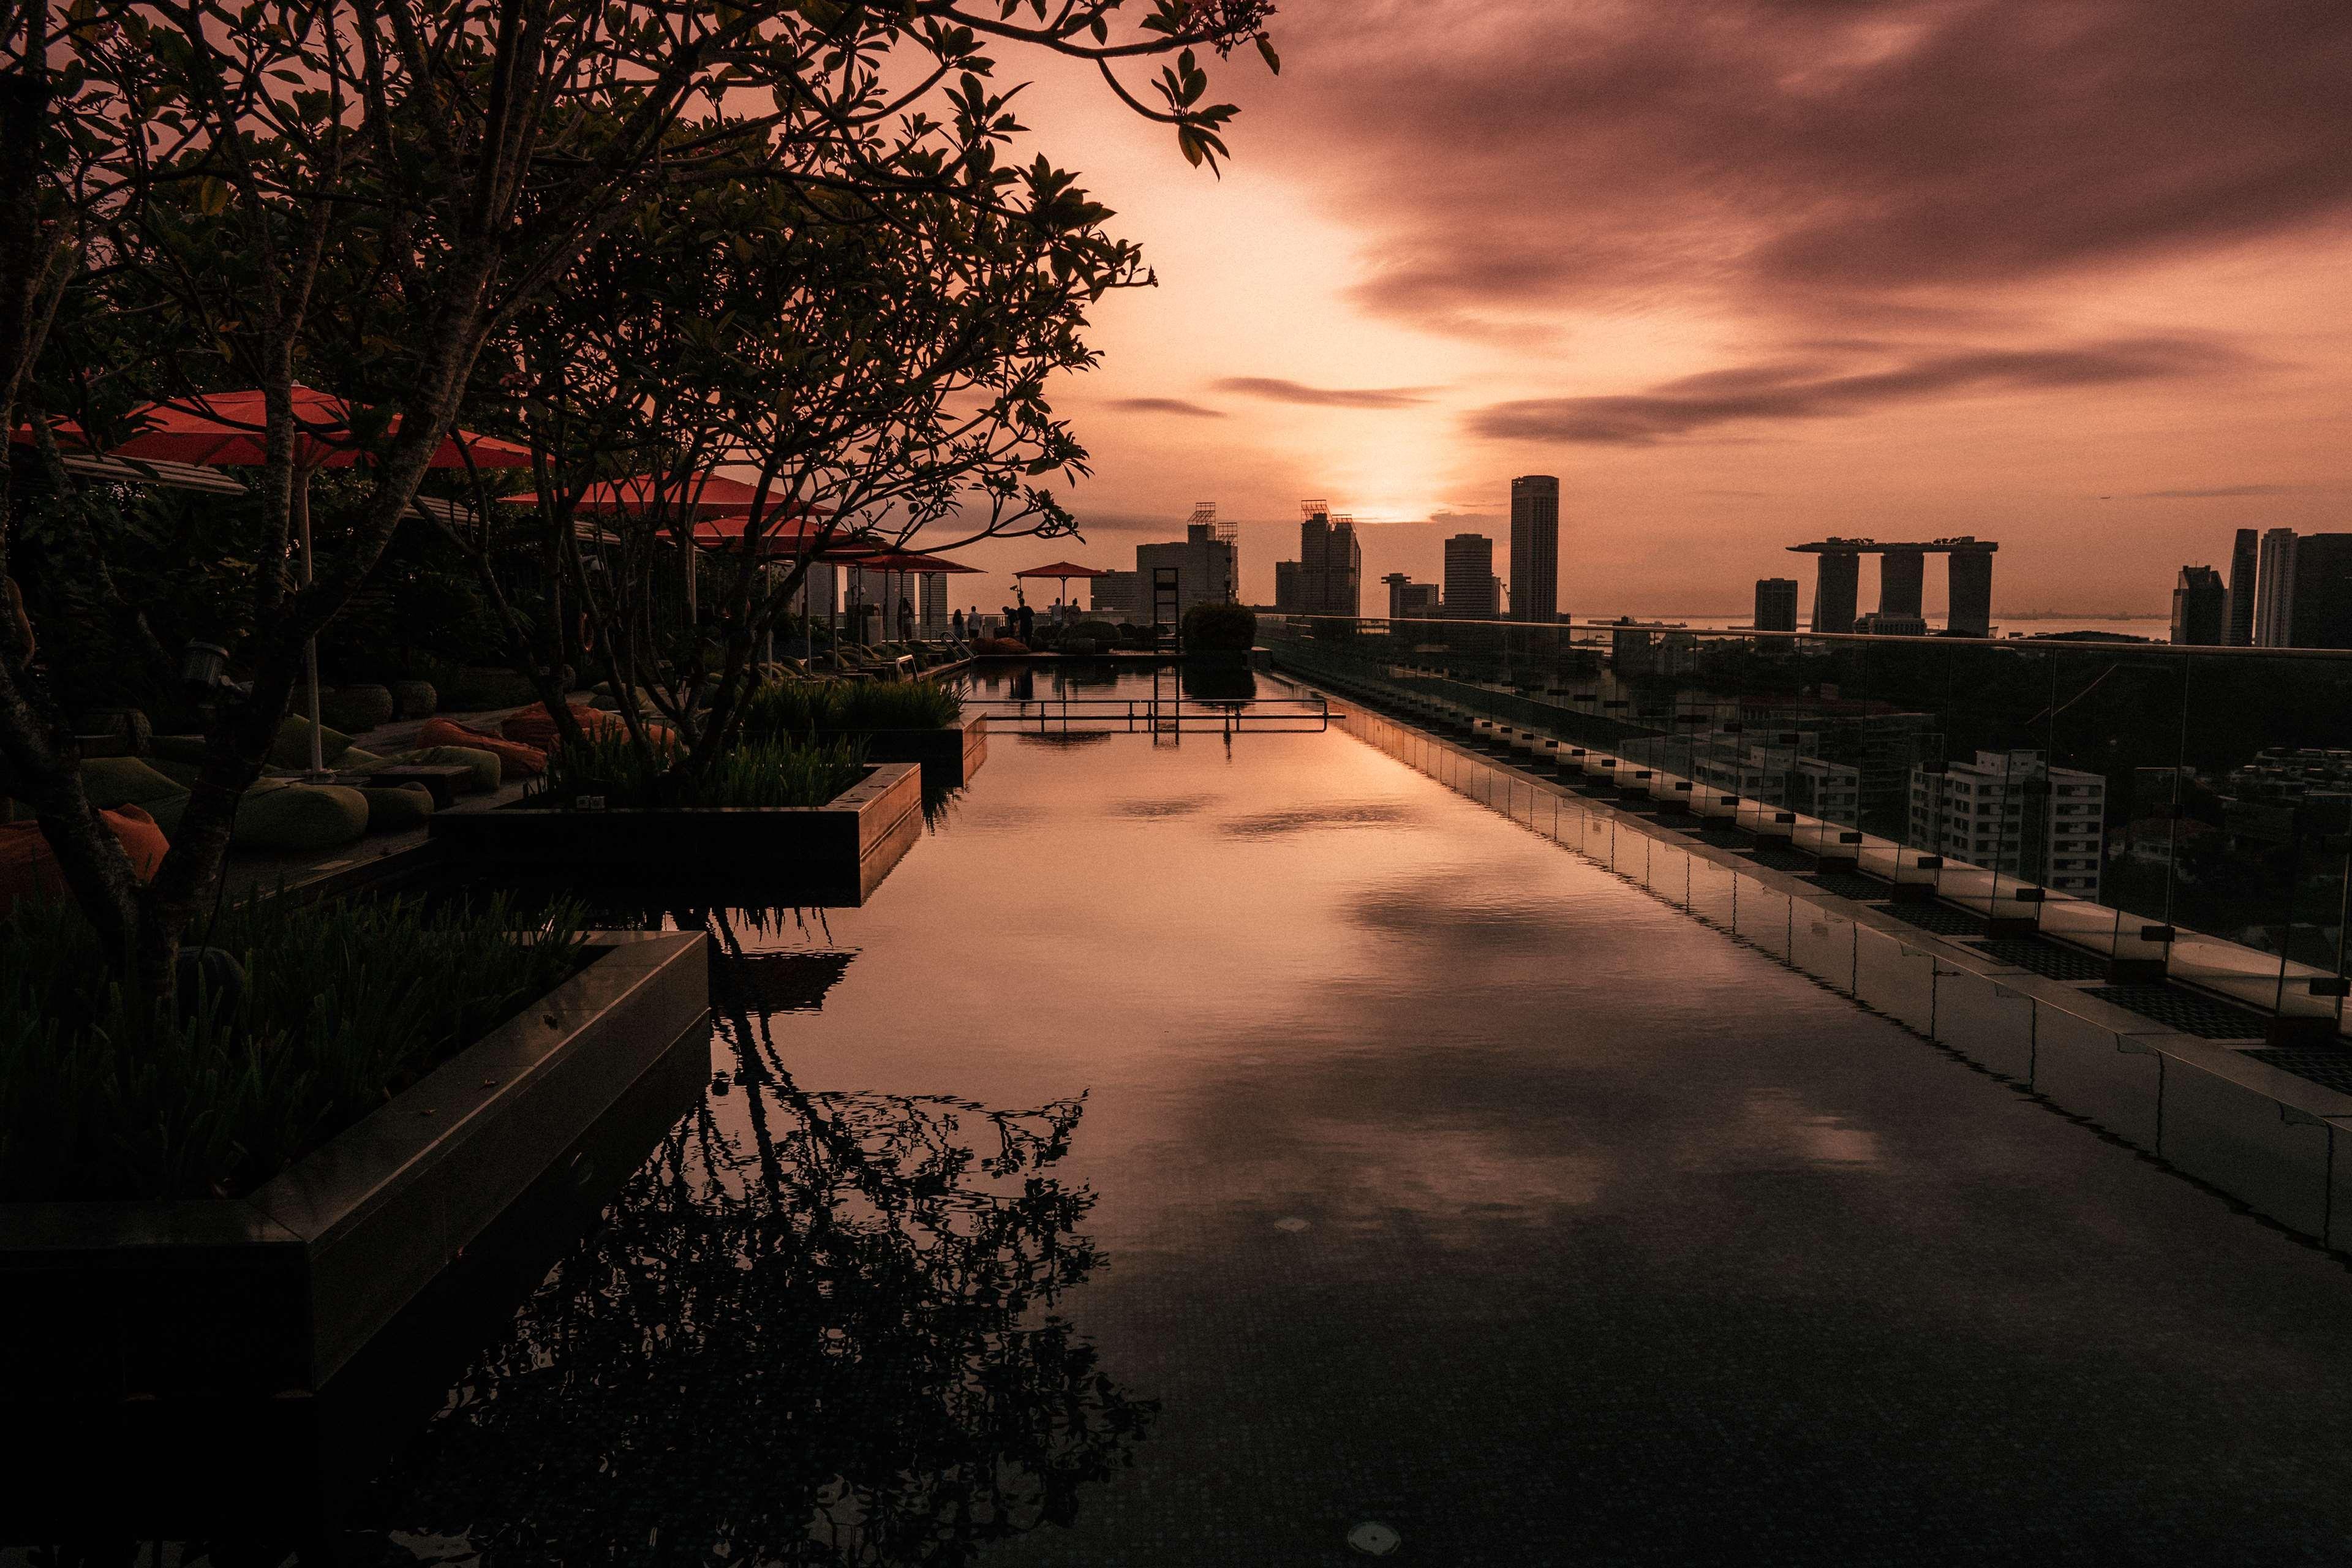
[179,640,229,695]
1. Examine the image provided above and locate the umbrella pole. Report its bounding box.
[296,471,326,778]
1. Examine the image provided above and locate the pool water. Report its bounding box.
[350,669,2352,1564]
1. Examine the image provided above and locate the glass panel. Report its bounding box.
[1689,851,1738,928]
[1929,967,2034,1079]
[2159,1057,2331,1238]
[1646,841,1690,908]
[1789,901,1855,991]
[1853,925,1936,1034]
[2030,1009,2160,1149]
[1733,878,1791,960]
[1272,613,2352,1044]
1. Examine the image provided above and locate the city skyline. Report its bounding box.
[938,1,2352,611]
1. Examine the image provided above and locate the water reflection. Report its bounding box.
[352,918,1143,1565]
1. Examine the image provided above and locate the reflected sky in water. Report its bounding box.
[357,670,2352,1566]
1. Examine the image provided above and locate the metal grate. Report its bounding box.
[2243,1047,2352,1095]
[2084,985,2267,1041]
[1966,938,2107,983]
[1875,902,1991,938]
[1802,871,1894,903]
[1739,844,1819,875]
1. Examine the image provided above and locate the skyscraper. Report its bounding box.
[2225,527,2259,646]
[1444,533,1498,618]
[1382,571,1439,619]
[1509,475,1559,622]
[1754,578,1799,633]
[1810,549,1860,635]
[2288,533,2352,650]
[2254,528,2298,647]
[2170,565,2225,646]
[1275,500,1361,616]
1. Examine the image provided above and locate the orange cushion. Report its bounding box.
[498,703,680,753]
[499,702,627,750]
[1,805,170,910]
[417,717,547,778]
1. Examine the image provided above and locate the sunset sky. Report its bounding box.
[948,0,2352,619]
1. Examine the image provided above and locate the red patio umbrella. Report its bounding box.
[111,386,531,774]
[502,472,784,518]
[1014,559,1109,618]
[835,550,979,641]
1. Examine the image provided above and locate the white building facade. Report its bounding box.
[1909,749,2108,897]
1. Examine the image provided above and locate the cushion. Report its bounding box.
[0,805,170,910]
[230,780,369,851]
[146,758,203,788]
[268,715,355,771]
[80,755,192,814]
[359,784,434,832]
[377,744,502,794]
[418,718,545,778]
[499,702,620,750]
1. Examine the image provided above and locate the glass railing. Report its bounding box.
[1264,613,2352,1039]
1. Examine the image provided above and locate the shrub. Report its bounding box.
[1183,601,1256,652]
[536,729,867,810]
[739,679,962,741]
[0,891,587,1200]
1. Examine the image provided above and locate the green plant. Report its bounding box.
[739,679,962,741]
[1183,601,1257,652]
[536,730,867,810]
[0,891,587,1202]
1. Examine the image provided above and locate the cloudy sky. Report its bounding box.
[955,0,2352,619]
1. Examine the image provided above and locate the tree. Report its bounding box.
[362,911,1144,1561]
[462,97,1156,777]
[0,0,1278,1008]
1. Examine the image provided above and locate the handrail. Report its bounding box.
[1265,613,2352,662]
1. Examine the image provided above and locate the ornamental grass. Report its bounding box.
[738,678,961,743]
[0,891,587,1202]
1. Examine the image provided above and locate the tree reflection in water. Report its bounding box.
[361,908,1147,1565]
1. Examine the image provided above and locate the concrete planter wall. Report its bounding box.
[430,760,924,903]
[0,931,709,1406]
[838,712,988,788]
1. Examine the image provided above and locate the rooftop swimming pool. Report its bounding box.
[108,665,2352,1562]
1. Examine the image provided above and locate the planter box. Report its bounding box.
[842,712,988,788]
[429,760,924,903]
[0,931,708,1409]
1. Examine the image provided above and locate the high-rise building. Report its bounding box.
[2255,527,2298,647]
[2225,527,2259,646]
[2170,565,2226,646]
[1443,533,1498,618]
[1852,611,1928,636]
[1754,577,1800,632]
[1909,750,2107,898]
[1945,546,1995,637]
[1274,500,1360,616]
[1094,518,1235,622]
[1382,571,1439,619]
[1811,549,1860,635]
[1089,570,1142,618]
[2290,533,2352,650]
[1508,475,1559,622]
[1135,521,1239,622]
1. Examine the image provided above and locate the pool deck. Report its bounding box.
[339,698,2352,1565]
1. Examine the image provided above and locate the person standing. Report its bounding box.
[897,595,914,641]
[951,607,965,641]
[1017,602,1035,644]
